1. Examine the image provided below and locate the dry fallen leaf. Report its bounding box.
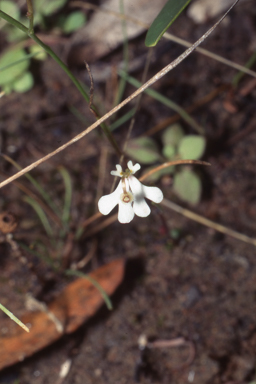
[68,0,167,63]
[0,259,125,370]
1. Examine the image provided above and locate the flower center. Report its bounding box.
[121,168,132,177]
[120,192,133,204]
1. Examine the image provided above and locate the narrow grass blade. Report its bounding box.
[0,51,41,72]
[109,107,136,131]
[232,50,256,86]
[23,196,54,237]
[0,302,29,332]
[145,0,191,47]
[66,269,113,310]
[119,70,204,134]
[58,166,72,225]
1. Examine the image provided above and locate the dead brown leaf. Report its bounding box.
[0,259,125,370]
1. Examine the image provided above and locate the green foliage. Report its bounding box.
[0,0,20,28]
[0,48,34,93]
[0,49,29,85]
[33,0,67,24]
[60,11,86,34]
[173,168,202,205]
[0,0,85,94]
[127,123,206,204]
[145,0,191,47]
[126,137,162,164]
[162,123,185,147]
[162,124,185,159]
[12,71,34,93]
[29,45,48,61]
[178,135,206,160]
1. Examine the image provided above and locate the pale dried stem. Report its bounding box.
[161,198,256,247]
[0,0,239,190]
[140,160,211,182]
[71,1,256,79]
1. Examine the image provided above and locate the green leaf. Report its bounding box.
[126,137,161,164]
[42,0,67,16]
[0,48,29,86]
[5,25,24,42]
[12,71,34,93]
[0,1,20,28]
[162,124,185,147]
[34,0,67,16]
[62,11,86,33]
[173,169,201,204]
[29,45,47,61]
[162,144,176,160]
[178,135,206,160]
[145,0,191,47]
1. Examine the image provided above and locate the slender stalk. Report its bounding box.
[0,10,90,101]
[26,0,34,35]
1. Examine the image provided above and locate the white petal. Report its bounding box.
[129,175,163,216]
[98,181,122,215]
[142,185,163,203]
[127,161,141,175]
[128,176,150,217]
[110,164,123,177]
[128,175,144,196]
[133,198,151,217]
[118,201,134,223]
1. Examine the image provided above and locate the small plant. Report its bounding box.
[126,124,206,205]
[0,48,34,93]
[0,0,86,93]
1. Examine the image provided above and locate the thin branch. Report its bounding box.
[140,160,211,182]
[0,0,240,190]
[26,0,34,35]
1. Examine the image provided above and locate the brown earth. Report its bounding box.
[0,1,256,383]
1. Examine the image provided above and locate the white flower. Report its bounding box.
[98,161,163,224]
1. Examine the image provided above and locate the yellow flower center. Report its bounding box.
[121,168,132,177]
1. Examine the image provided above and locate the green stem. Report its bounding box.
[0,10,122,155]
[26,0,34,35]
[0,10,90,102]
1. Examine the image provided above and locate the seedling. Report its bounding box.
[126,124,206,204]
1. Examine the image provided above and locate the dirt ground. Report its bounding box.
[1,1,256,383]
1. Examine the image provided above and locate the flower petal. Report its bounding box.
[142,185,163,203]
[129,175,163,216]
[110,164,123,177]
[98,181,122,215]
[118,201,134,223]
[128,176,151,217]
[127,161,141,175]
[133,198,151,217]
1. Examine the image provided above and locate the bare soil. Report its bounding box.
[1,1,256,383]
